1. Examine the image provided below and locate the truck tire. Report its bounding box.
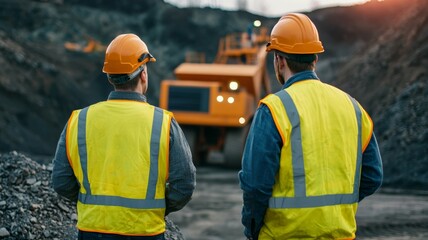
[181,126,200,165]
[223,123,251,169]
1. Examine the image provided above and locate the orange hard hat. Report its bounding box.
[102,33,156,75]
[266,13,324,54]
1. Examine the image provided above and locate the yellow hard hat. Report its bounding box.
[266,13,324,54]
[102,33,156,75]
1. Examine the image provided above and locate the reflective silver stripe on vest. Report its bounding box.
[77,107,165,209]
[78,107,91,195]
[275,90,306,197]
[269,91,362,209]
[146,107,163,199]
[349,96,362,194]
[78,193,165,209]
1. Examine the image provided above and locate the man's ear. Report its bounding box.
[140,69,147,83]
[277,55,286,70]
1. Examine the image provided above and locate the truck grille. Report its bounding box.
[168,86,210,112]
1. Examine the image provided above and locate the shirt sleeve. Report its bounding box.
[165,118,196,215]
[51,124,79,202]
[238,104,282,239]
[359,132,383,201]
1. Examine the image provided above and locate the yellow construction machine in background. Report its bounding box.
[159,26,271,167]
[64,36,106,53]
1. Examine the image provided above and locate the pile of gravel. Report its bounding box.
[0,151,184,240]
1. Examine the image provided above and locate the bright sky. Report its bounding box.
[164,0,370,17]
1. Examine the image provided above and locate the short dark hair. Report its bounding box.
[111,74,140,90]
[276,51,316,73]
[108,64,146,90]
[285,58,315,73]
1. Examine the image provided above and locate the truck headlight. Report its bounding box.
[217,95,224,102]
[239,117,246,124]
[229,81,239,91]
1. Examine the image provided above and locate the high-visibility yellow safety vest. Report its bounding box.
[65,100,172,236]
[259,80,373,239]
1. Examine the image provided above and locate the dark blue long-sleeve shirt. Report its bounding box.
[239,71,383,239]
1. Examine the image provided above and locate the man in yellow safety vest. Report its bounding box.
[239,13,383,239]
[52,33,196,239]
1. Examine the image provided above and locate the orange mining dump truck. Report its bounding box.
[159,27,271,167]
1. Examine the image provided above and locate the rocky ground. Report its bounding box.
[356,192,428,240]
[169,167,428,240]
[0,152,184,240]
[1,153,428,240]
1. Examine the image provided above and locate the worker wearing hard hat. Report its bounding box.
[52,34,196,239]
[239,13,383,239]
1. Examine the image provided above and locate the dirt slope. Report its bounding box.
[331,0,428,188]
[0,0,275,155]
